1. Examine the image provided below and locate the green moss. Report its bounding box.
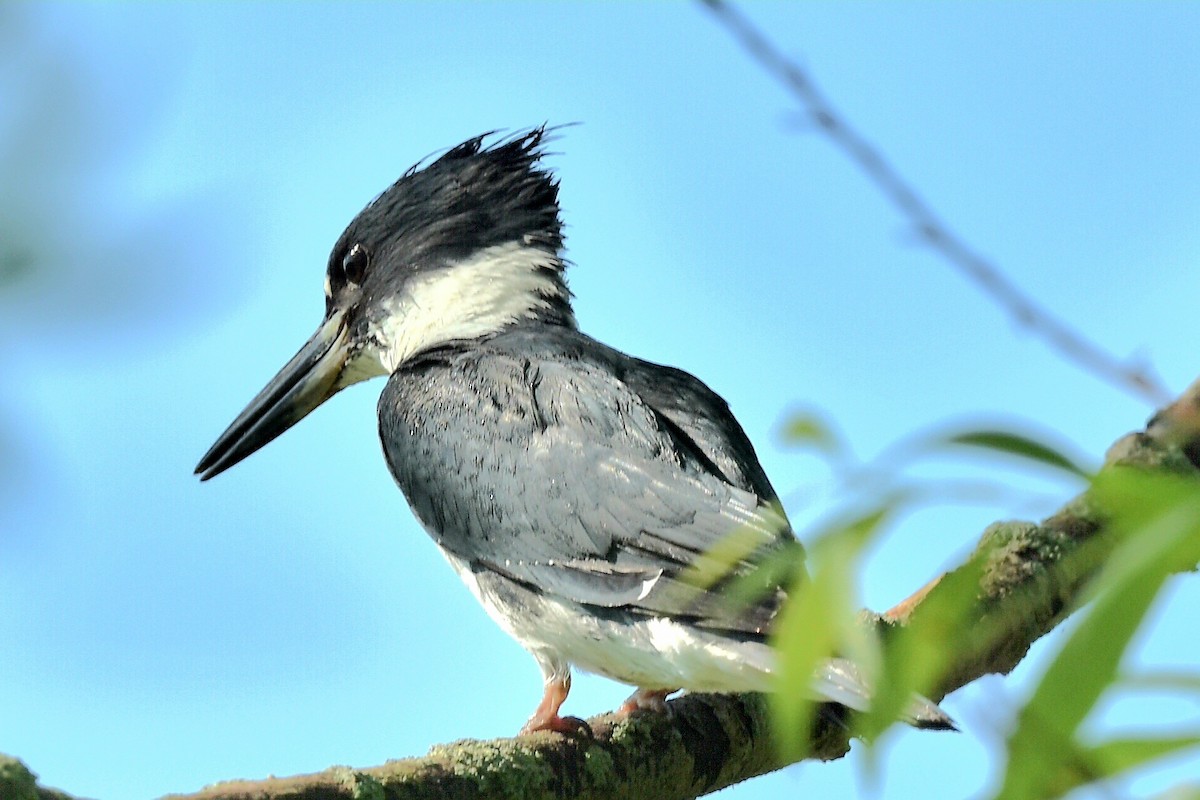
[581,746,616,786]
[329,766,385,800]
[975,521,1048,597]
[0,755,38,800]
[427,739,557,798]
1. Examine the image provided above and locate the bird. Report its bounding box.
[195,127,953,735]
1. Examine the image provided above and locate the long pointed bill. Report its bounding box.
[195,314,352,481]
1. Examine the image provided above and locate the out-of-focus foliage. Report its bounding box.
[778,412,850,463]
[0,4,235,351]
[925,429,1095,481]
[770,505,891,760]
[761,411,1199,797]
[0,4,237,506]
[992,468,1200,800]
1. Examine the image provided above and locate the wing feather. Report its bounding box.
[380,329,798,635]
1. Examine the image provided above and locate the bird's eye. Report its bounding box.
[342,243,371,284]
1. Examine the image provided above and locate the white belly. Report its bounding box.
[441,550,775,691]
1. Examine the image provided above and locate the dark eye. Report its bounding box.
[342,243,371,284]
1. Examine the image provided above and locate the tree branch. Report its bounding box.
[696,0,1169,405]
[7,381,1198,800]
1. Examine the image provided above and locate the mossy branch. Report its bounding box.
[7,380,1200,800]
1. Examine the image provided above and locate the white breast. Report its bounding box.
[439,549,777,692]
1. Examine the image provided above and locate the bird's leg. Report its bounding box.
[520,661,591,736]
[617,687,675,716]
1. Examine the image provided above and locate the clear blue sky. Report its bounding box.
[2,3,1198,798]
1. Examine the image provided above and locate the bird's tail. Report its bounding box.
[813,657,956,731]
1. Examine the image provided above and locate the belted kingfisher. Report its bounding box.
[196,128,951,734]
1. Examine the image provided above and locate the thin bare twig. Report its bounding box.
[698,0,1169,406]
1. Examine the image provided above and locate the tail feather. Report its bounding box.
[814,658,957,731]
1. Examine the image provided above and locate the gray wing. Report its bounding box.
[380,332,796,636]
[618,356,783,506]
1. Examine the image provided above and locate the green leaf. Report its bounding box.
[769,543,854,761]
[769,507,889,760]
[679,523,776,591]
[1120,671,1200,696]
[1091,469,1200,582]
[720,541,806,611]
[779,411,847,459]
[1151,784,1200,800]
[856,552,985,743]
[1086,735,1200,776]
[935,429,1093,480]
[1041,735,1200,797]
[994,468,1200,800]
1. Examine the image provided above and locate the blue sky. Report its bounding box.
[2,3,1198,798]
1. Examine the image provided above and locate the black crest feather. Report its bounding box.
[332,127,564,273]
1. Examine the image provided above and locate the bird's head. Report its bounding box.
[196,127,572,480]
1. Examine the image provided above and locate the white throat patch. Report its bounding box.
[368,240,572,373]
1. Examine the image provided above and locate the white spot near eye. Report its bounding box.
[323,274,332,298]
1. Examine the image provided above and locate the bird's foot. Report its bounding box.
[617,687,675,716]
[520,713,593,738]
[519,673,592,737]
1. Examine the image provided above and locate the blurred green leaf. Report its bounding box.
[770,544,854,761]
[1041,735,1200,798]
[994,468,1200,800]
[1084,735,1200,777]
[679,501,794,609]
[933,429,1094,480]
[856,552,985,744]
[1091,468,1200,581]
[770,506,890,760]
[679,521,779,591]
[1154,784,1200,800]
[721,540,805,611]
[1120,671,1200,697]
[779,411,848,460]
[0,248,34,287]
